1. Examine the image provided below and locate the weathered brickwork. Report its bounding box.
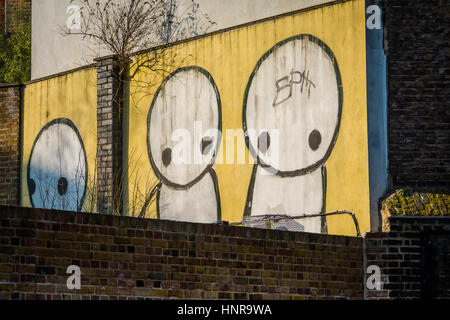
[383,0,450,188]
[0,206,364,300]
[0,84,21,206]
[96,57,123,215]
[365,216,450,299]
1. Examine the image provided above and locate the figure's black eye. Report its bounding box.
[28,178,36,195]
[308,130,322,151]
[57,177,68,196]
[258,131,271,154]
[200,136,213,155]
[162,148,172,167]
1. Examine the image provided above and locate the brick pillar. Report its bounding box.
[96,56,123,214]
[0,83,22,206]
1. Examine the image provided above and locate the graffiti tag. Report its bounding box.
[273,69,316,107]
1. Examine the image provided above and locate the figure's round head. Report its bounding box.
[27,119,87,211]
[148,66,222,188]
[243,34,343,175]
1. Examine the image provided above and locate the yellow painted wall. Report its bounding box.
[21,67,98,212]
[127,0,369,236]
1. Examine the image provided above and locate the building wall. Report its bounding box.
[20,68,98,213]
[366,0,388,232]
[11,0,373,237]
[15,0,372,237]
[127,0,370,236]
[31,0,334,80]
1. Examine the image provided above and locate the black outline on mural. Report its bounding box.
[243,164,258,217]
[147,66,222,222]
[208,168,222,222]
[321,165,328,234]
[27,118,88,212]
[242,34,343,232]
[156,182,162,219]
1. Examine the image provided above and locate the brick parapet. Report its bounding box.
[0,205,364,300]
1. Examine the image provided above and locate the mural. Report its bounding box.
[21,67,97,213]
[27,118,87,211]
[243,35,343,234]
[20,0,369,236]
[147,66,222,223]
[128,0,370,236]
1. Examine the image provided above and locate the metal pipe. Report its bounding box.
[231,210,361,237]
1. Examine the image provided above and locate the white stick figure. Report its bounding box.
[28,119,87,212]
[243,35,343,233]
[146,66,222,223]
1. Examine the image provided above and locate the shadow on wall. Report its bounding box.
[27,118,87,212]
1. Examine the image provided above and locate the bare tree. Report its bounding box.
[60,0,216,89]
[58,0,216,216]
[157,0,216,44]
[68,1,165,56]
[59,0,218,105]
[61,1,168,85]
[83,148,160,218]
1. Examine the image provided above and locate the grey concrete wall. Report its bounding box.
[31,0,334,80]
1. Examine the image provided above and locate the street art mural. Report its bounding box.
[129,0,370,236]
[147,66,222,223]
[20,0,370,236]
[21,67,97,213]
[243,35,343,234]
[27,119,87,211]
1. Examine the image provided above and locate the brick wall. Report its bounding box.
[0,205,364,300]
[365,216,450,299]
[384,0,450,188]
[0,84,21,206]
[96,57,123,215]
